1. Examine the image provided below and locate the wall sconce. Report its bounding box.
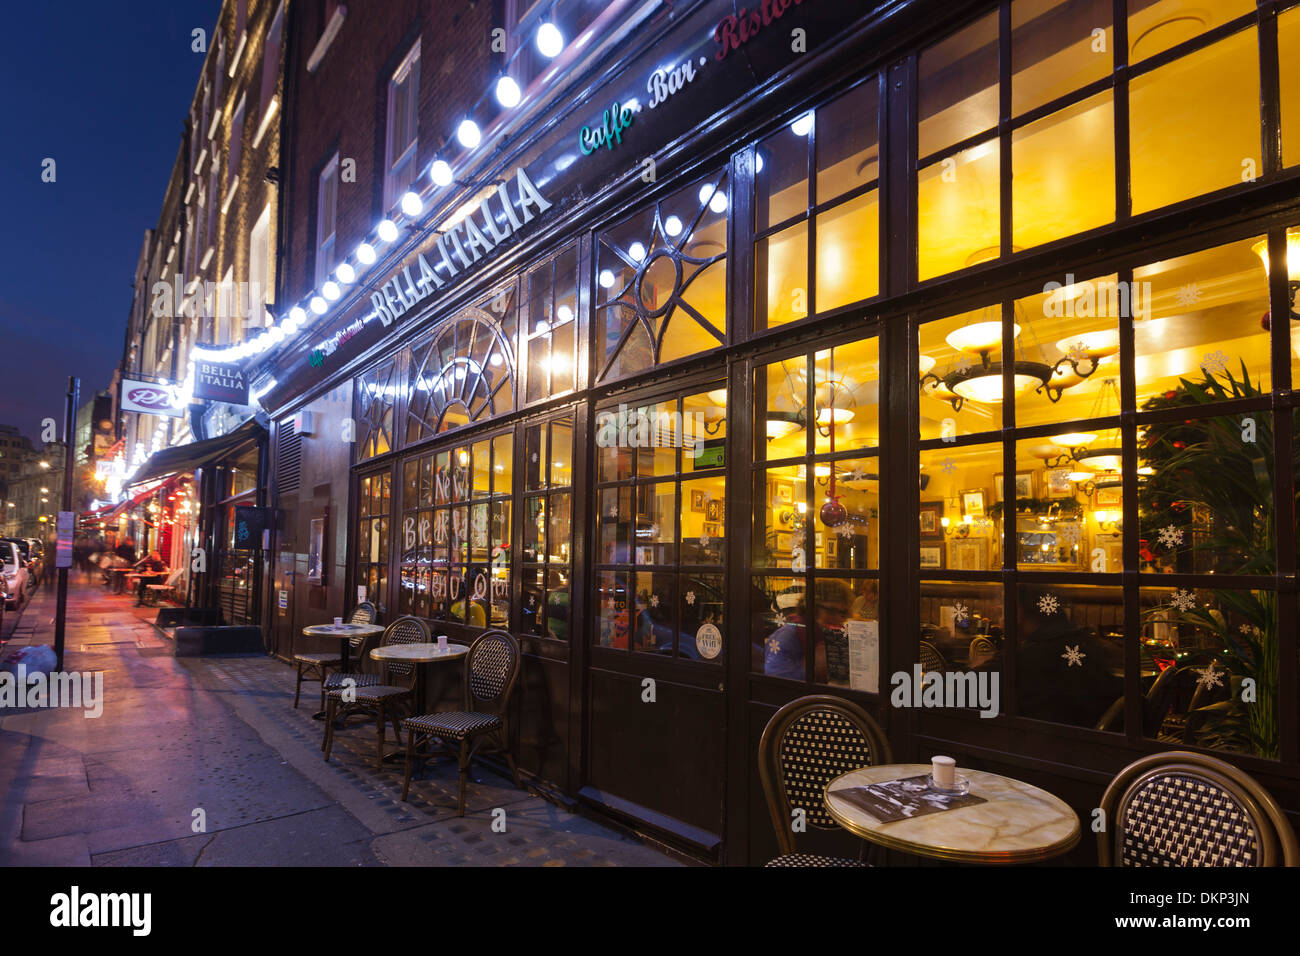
[1094,510,1122,531]
[1252,235,1300,323]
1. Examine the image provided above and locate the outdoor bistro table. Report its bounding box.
[369,641,467,716]
[824,763,1081,864]
[301,622,385,719]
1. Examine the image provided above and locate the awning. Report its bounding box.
[129,417,265,486]
[107,476,176,521]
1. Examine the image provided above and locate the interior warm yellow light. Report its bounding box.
[953,372,1038,403]
[1067,471,1094,482]
[706,388,728,406]
[946,321,1018,354]
[1051,432,1098,447]
[816,407,855,425]
[918,354,936,376]
[1056,329,1120,359]
[1251,234,1300,276]
[1079,453,1123,471]
[766,418,802,439]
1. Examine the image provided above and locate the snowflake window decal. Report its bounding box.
[1196,664,1225,691]
[1061,644,1085,667]
[1157,525,1184,549]
[1170,588,1197,613]
[1038,594,1060,616]
[594,170,729,381]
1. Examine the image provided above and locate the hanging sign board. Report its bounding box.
[121,379,184,418]
[55,511,75,568]
[194,362,248,404]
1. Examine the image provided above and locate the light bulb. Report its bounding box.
[628,241,646,261]
[401,191,423,216]
[322,281,341,300]
[536,21,563,58]
[310,296,327,315]
[377,219,398,243]
[289,306,306,324]
[457,118,481,149]
[791,112,814,136]
[495,74,521,108]
[709,191,728,214]
[664,215,682,236]
[356,242,376,264]
[599,269,615,288]
[336,262,355,284]
[429,159,453,187]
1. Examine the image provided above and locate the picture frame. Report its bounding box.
[919,545,944,569]
[703,522,720,538]
[774,483,793,505]
[960,488,986,517]
[951,537,988,571]
[706,498,721,522]
[775,532,793,552]
[996,472,1034,501]
[918,500,944,538]
[1044,467,1073,498]
[1095,484,1122,507]
[690,489,708,513]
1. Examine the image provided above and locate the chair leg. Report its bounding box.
[457,739,470,817]
[401,728,417,802]
[323,696,337,761]
[294,663,303,709]
[375,703,387,771]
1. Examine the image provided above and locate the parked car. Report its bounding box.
[1,540,29,609]
[2,538,38,591]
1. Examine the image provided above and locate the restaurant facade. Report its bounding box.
[255,0,1300,864]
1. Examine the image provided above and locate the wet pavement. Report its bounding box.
[0,576,680,867]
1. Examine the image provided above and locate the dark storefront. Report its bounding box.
[256,0,1300,863]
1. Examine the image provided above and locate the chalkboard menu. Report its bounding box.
[824,627,850,684]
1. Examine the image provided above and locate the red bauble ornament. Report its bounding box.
[1261,311,1271,332]
[820,496,847,528]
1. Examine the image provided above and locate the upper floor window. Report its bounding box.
[315,153,339,287]
[255,3,285,146]
[248,203,273,327]
[524,244,578,403]
[227,95,246,200]
[384,40,420,212]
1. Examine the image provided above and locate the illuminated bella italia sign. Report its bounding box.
[369,166,552,328]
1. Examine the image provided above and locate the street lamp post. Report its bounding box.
[54,377,79,670]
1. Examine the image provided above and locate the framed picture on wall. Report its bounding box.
[951,537,988,571]
[919,545,944,569]
[706,499,721,522]
[703,522,720,538]
[1045,467,1074,497]
[1095,484,1122,507]
[691,489,708,512]
[775,532,793,552]
[997,472,1034,501]
[919,501,944,538]
[960,488,986,517]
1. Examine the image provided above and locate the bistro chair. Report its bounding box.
[757,694,893,867]
[292,601,376,709]
[1098,751,1299,866]
[1094,662,1180,736]
[323,615,427,770]
[919,640,946,676]
[400,629,522,816]
[968,635,997,667]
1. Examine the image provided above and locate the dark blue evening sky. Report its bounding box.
[0,2,222,445]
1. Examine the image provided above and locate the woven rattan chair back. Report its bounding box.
[969,636,996,661]
[346,601,378,651]
[1099,751,1300,867]
[919,640,946,675]
[462,629,520,712]
[758,695,893,857]
[378,616,431,686]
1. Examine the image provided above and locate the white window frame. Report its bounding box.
[383,40,420,212]
[254,3,285,148]
[248,203,273,328]
[315,153,339,288]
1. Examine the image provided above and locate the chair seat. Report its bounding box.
[324,671,382,689]
[326,684,410,704]
[294,652,342,665]
[404,711,501,739]
[765,853,868,867]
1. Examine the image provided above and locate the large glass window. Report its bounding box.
[916,1,1268,282]
[594,389,726,661]
[753,334,881,688]
[356,469,391,616]
[522,415,574,642]
[524,245,578,403]
[397,431,511,628]
[755,77,881,329]
[595,171,728,382]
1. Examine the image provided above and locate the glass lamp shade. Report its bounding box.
[946,321,1019,354]
[918,354,936,376]
[766,414,803,439]
[815,406,855,425]
[1252,235,1300,277]
[1075,447,1123,471]
[1051,432,1098,447]
[706,388,728,406]
[1056,329,1120,359]
[951,368,1040,403]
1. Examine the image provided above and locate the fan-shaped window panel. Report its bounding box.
[594,170,729,383]
[355,358,397,462]
[405,289,517,445]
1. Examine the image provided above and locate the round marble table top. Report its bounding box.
[824,763,1080,864]
[302,623,385,639]
[370,642,467,663]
